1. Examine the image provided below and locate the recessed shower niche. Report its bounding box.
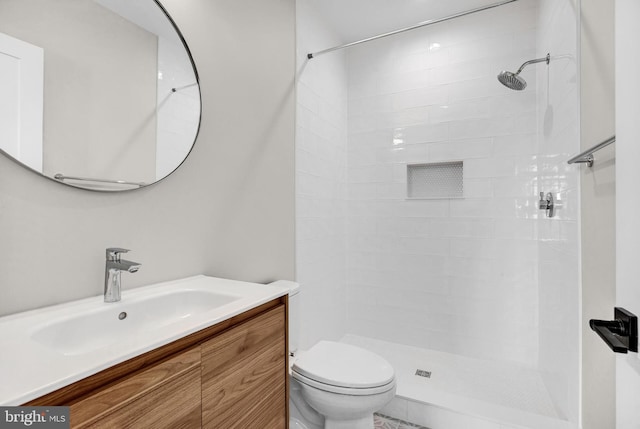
[406,162,464,199]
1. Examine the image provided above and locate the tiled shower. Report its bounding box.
[344,1,540,366]
[296,0,580,427]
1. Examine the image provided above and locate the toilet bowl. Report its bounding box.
[291,341,396,429]
[268,281,396,429]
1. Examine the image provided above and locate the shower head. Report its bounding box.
[498,53,550,91]
[497,71,527,90]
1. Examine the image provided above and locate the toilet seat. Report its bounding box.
[292,370,395,396]
[291,341,395,395]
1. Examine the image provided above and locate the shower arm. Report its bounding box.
[515,54,550,75]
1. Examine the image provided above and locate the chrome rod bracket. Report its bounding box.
[571,154,594,167]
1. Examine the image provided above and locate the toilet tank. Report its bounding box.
[268,280,300,356]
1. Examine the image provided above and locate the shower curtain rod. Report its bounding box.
[307,0,520,59]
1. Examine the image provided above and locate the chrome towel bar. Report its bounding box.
[54,174,145,188]
[567,135,615,167]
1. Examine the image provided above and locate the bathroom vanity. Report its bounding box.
[0,276,289,428]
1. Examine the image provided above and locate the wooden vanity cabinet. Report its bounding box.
[26,298,288,429]
[70,347,202,429]
[202,304,286,428]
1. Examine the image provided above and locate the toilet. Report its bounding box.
[270,281,396,429]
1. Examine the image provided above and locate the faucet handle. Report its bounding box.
[106,248,130,261]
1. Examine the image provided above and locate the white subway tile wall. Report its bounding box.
[295,0,349,350]
[346,0,542,366]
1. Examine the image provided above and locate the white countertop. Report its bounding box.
[0,275,288,405]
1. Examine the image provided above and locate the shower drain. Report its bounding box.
[415,369,432,378]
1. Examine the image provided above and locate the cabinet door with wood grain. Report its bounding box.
[70,347,202,429]
[201,304,287,429]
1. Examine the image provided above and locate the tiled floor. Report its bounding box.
[344,335,571,429]
[374,413,428,429]
[344,335,557,418]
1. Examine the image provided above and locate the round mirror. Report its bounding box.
[0,0,200,191]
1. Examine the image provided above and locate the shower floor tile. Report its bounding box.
[374,413,429,429]
[343,335,570,429]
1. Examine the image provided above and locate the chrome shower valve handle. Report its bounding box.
[538,192,555,218]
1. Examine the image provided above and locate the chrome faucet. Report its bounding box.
[104,248,141,303]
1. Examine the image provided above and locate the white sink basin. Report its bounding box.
[31,289,238,356]
[0,275,289,405]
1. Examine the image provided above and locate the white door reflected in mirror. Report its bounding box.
[0,32,43,172]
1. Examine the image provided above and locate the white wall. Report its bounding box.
[536,0,581,424]
[616,3,640,429]
[0,0,296,317]
[579,1,616,428]
[344,0,541,366]
[295,0,349,349]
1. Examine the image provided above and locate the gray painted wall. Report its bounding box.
[0,0,296,316]
[580,0,616,427]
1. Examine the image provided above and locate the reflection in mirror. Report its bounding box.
[0,0,200,191]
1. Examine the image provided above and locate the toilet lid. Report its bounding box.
[291,341,395,389]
